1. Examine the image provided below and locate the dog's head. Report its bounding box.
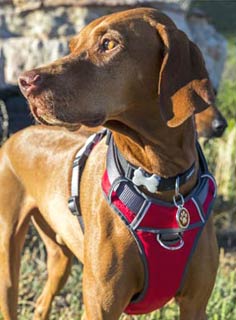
[18,8,215,131]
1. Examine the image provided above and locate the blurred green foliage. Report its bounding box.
[217,41,236,119]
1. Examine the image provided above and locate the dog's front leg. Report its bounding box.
[82,266,133,320]
[176,217,219,320]
[0,218,29,319]
[0,235,20,320]
[0,159,31,320]
[81,214,144,320]
[31,214,73,320]
[0,225,25,320]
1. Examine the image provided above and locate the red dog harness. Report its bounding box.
[68,130,217,315]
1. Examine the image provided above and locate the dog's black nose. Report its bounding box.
[18,71,42,97]
[212,117,228,137]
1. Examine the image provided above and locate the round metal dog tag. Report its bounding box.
[176,207,190,229]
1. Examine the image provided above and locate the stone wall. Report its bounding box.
[0,0,227,90]
[0,0,227,136]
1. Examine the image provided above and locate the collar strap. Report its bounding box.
[107,136,195,193]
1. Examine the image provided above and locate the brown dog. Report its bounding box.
[0,8,219,320]
[29,101,226,320]
[30,100,226,320]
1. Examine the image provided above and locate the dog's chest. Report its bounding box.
[68,130,216,315]
[102,168,216,314]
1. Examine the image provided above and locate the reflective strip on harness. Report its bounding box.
[68,129,107,230]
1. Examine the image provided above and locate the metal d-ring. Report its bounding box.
[173,192,185,208]
[156,234,184,251]
[173,176,185,206]
[175,176,180,196]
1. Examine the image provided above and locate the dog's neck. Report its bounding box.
[105,108,198,201]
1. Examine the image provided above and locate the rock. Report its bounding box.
[163,8,193,39]
[0,37,69,87]
[12,0,42,11]
[188,14,227,90]
[0,6,103,38]
[0,5,16,38]
[43,0,192,11]
[0,48,5,89]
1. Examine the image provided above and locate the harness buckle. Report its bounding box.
[68,196,80,216]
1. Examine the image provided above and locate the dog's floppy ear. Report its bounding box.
[156,24,215,127]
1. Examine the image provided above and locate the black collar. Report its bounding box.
[106,133,196,193]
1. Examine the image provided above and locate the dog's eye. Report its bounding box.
[102,39,117,51]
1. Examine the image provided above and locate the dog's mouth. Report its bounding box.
[32,103,106,131]
[80,115,106,128]
[28,90,106,130]
[32,106,81,131]
[37,115,81,131]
